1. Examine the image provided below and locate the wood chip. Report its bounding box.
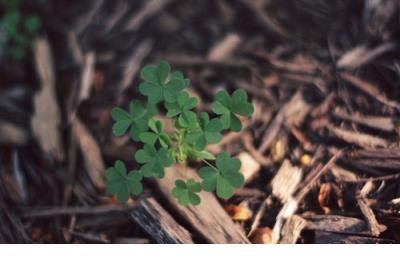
[272,197,299,242]
[157,165,250,244]
[314,231,394,244]
[124,0,173,31]
[72,118,105,190]
[238,152,261,183]
[31,38,64,162]
[357,197,386,237]
[337,42,396,69]
[330,165,358,182]
[279,215,307,244]
[304,214,368,234]
[271,160,302,203]
[259,91,307,154]
[349,148,400,159]
[131,198,194,244]
[207,33,241,61]
[0,120,28,145]
[333,107,394,132]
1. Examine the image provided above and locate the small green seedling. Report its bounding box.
[106,61,254,206]
[0,0,43,60]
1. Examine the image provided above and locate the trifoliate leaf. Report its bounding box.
[111,100,156,141]
[198,152,244,199]
[105,160,143,202]
[186,112,222,150]
[211,89,254,132]
[139,118,171,148]
[172,178,201,206]
[165,91,198,127]
[139,61,187,103]
[24,15,40,33]
[134,144,173,178]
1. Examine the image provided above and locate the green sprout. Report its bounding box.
[0,0,43,60]
[106,61,254,205]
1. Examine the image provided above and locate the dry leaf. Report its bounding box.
[224,204,252,222]
[318,183,331,214]
[300,154,312,167]
[249,227,274,244]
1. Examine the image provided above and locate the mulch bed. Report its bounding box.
[0,0,400,243]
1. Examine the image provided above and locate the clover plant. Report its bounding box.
[0,0,43,60]
[106,61,254,206]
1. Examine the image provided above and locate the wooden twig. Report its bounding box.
[21,205,131,218]
[340,72,400,110]
[296,150,343,202]
[124,0,174,31]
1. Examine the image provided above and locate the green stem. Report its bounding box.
[201,159,219,172]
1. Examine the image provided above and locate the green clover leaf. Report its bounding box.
[134,144,174,178]
[186,112,222,150]
[165,91,198,127]
[198,152,244,199]
[139,118,171,148]
[172,179,201,206]
[211,89,254,132]
[139,61,187,103]
[111,100,156,141]
[105,160,143,202]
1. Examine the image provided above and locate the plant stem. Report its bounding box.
[201,159,219,172]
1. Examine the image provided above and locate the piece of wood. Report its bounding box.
[337,42,396,70]
[157,165,250,244]
[259,91,307,154]
[349,148,400,159]
[0,120,28,145]
[237,0,287,38]
[332,107,395,132]
[357,197,386,237]
[131,198,194,244]
[279,215,307,244]
[326,124,388,148]
[314,231,395,244]
[238,152,261,183]
[207,33,241,61]
[271,160,302,203]
[272,197,298,243]
[124,0,173,31]
[340,72,400,110]
[304,214,368,234]
[31,38,64,162]
[71,118,105,190]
